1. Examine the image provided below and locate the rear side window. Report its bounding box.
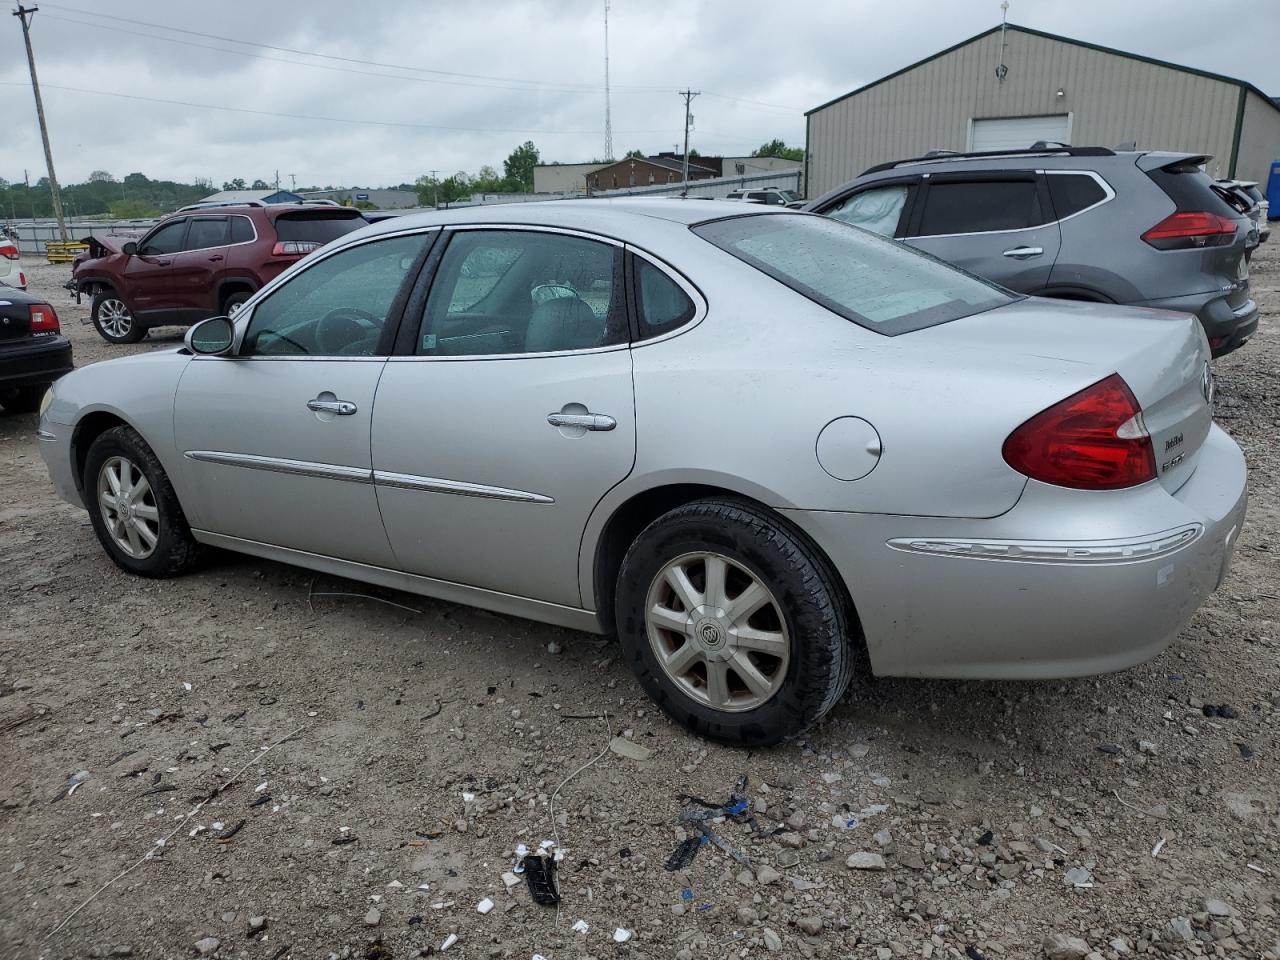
[273,212,366,245]
[229,216,255,243]
[1147,164,1240,218]
[825,184,909,237]
[1047,173,1107,219]
[634,258,695,339]
[695,214,1012,335]
[915,179,1044,236]
[185,217,227,251]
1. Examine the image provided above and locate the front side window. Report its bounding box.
[694,214,1012,336]
[417,230,624,356]
[139,220,187,256]
[242,233,428,357]
[826,184,909,237]
[915,178,1045,236]
[185,217,227,251]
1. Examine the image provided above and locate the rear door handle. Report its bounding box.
[1002,246,1044,259]
[547,412,616,431]
[208,255,224,262]
[307,398,358,416]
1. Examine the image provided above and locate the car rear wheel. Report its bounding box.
[0,384,47,413]
[616,498,855,746]
[92,291,144,344]
[84,425,200,577]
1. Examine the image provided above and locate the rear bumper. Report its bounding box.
[0,336,73,389]
[1137,290,1256,358]
[785,423,1247,680]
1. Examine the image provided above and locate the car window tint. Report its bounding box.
[185,217,227,251]
[1047,173,1106,219]
[242,234,427,357]
[229,216,255,243]
[826,185,909,237]
[139,221,186,255]
[273,213,365,245]
[695,214,1012,336]
[417,230,624,356]
[916,180,1043,236]
[635,259,695,339]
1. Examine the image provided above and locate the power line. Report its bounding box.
[0,79,679,137]
[37,2,803,112]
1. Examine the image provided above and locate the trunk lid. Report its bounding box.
[0,294,32,342]
[922,297,1212,494]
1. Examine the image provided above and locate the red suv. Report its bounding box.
[71,203,367,343]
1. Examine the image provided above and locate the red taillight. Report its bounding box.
[0,243,18,260]
[1002,374,1155,490]
[1141,211,1237,249]
[271,241,321,257]
[29,303,60,334]
[18,272,27,288]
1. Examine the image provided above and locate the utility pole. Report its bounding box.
[13,4,67,240]
[678,90,699,194]
[429,169,439,208]
[602,0,613,161]
[274,169,280,190]
[289,173,297,192]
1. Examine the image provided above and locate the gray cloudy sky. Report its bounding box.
[2,0,1276,188]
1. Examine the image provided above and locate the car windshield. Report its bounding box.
[693,213,1013,335]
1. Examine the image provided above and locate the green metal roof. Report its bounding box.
[806,23,1280,118]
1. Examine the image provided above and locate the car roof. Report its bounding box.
[0,285,42,304]
[357,197,789,236]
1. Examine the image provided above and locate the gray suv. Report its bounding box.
[806,146,1258,357]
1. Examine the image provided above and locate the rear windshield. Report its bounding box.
[1148,164,1240,218]
[273,212,366,244]
[693,213,1013,335]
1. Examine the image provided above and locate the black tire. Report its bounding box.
[91,290,145,344]
[221,290,252,316]
[616,498,855,746]
[0,384,48,413]
[83,425,201,577]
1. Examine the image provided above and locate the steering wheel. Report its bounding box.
[315,307,381,355]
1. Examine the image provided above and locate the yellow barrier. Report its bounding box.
[46,241,88,264]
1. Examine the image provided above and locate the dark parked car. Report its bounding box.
[70,202,367,343]
[0,286,72,413]
[806,146,1258,357]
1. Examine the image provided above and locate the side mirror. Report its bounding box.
[122,241,137,256]
[186,315,235,356]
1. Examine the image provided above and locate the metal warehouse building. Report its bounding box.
[805,23,1280,197]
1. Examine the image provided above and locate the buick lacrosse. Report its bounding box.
[39,199,1247,744]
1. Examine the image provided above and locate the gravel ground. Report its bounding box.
[1,248,1278,960]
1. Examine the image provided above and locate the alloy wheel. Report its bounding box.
[97,455,159,559]
[644,551,790,712]
[98,298,133,338]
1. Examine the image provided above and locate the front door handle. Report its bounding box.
[307,398,358,416]
[208,255,224,262]
[1002,246,1044,259]
[546,412,616,431]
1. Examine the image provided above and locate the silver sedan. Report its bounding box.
[38,199,1247,745]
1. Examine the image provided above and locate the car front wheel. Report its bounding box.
[84,425,201,577]
[92,291,145,344]
[616,498,855,746]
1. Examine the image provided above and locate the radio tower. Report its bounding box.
[603,0,614,161]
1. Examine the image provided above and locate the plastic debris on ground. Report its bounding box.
[613,928,633,943]
[665,775,778,871]
[572,919,590,934]
[439,933,457,951]
[51,770,91,803]
[476,897,494,914]
[608,736,653,762]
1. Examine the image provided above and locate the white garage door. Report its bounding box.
[970,115,1071,152]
